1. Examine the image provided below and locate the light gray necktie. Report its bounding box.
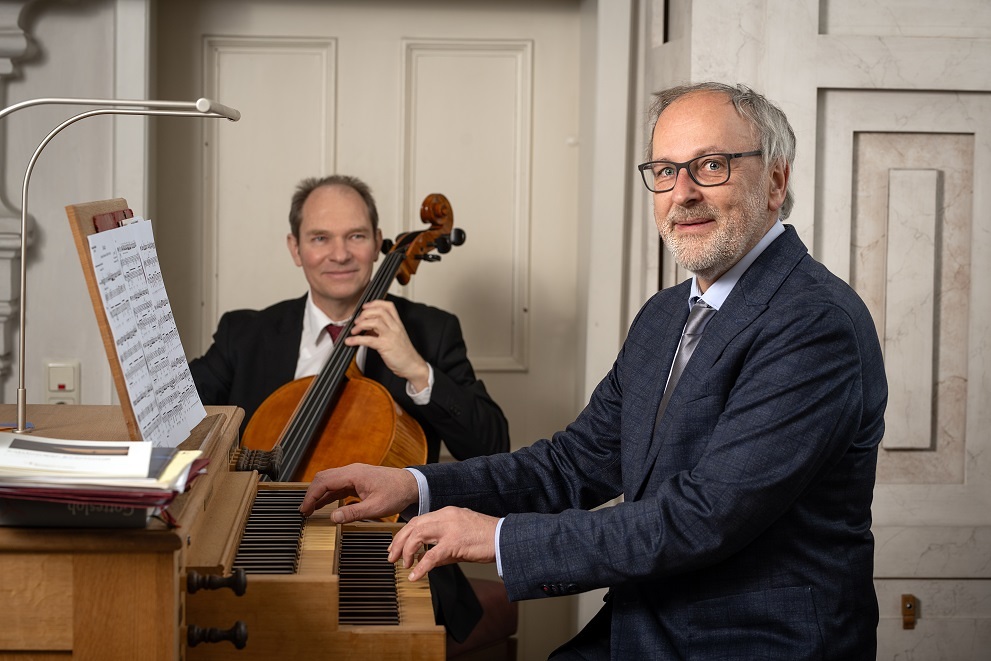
[655,297,716,424]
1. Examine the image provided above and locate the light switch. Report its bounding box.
[48,364,75,391]
[45,360,80,404]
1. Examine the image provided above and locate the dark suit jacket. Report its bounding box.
[189,293,509,463]
[418,226,887,659]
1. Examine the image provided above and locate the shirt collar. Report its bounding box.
[690,219,785,310]
[303,292,350,345]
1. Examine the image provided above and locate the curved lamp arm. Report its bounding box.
[8,99,240,433]
[0,96,240,122]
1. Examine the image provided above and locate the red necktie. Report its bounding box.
[326,324,343,343]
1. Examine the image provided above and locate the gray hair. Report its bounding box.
[646,82,796,219]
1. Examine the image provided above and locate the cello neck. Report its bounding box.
[272,192,459,481]
[277,247,408,480]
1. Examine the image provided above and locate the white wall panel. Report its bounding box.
[819,93,983,490]
[820,0,991,37]
[817,35,991,91]
[401,40,532,371]
[202,37,336,336]
[883,169,937,450]
[876,578,991,658]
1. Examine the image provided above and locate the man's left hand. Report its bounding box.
[388,506,499,581]
[346,300,430,390]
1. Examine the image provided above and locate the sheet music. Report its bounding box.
[88,218,206,447]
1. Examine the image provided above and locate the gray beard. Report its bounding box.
[661,188,768,281]
[666,224,740,281]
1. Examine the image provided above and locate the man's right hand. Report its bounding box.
[298,463,419,523]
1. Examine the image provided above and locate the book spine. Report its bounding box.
[0,498,150,528]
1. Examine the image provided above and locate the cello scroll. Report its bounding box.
[384,193,466,285]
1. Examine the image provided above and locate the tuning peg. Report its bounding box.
[451,228,466,246]
[417,254,441,262]
[235,447,282,480]
[187,621,248,649]
[380,238,394,254]
[433,235,452,254]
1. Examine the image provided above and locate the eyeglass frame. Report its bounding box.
[637,150,763,193]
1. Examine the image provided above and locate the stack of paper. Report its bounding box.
[0,432,205,528]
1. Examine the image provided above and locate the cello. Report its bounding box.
[235,193,465,482]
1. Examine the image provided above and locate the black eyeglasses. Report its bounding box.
[637,150,762,193]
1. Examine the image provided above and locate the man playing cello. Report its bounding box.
[189,174,511,642]
[190,174,509,463]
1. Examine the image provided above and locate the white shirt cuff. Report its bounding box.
[404,467,504,578]
[405,364,434,404]
[494,517,506,577]
[403,467,430,516]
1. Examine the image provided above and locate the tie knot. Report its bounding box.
[326,323,344,342]
[684,298,716,336]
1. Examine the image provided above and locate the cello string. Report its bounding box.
[287,246,408,469]
[279,247,409,477]
[281,249,404,475]
[294,248,403,415]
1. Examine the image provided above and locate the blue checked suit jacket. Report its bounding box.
[418,226,887,660]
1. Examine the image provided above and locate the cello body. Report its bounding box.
[241,368,427,482]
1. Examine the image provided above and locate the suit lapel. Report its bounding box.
[627,290,691,492]
[631,227,808,501]
[268,295,306,386]
[632,299,751,501]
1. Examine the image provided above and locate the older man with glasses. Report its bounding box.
[300,82,888,660]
